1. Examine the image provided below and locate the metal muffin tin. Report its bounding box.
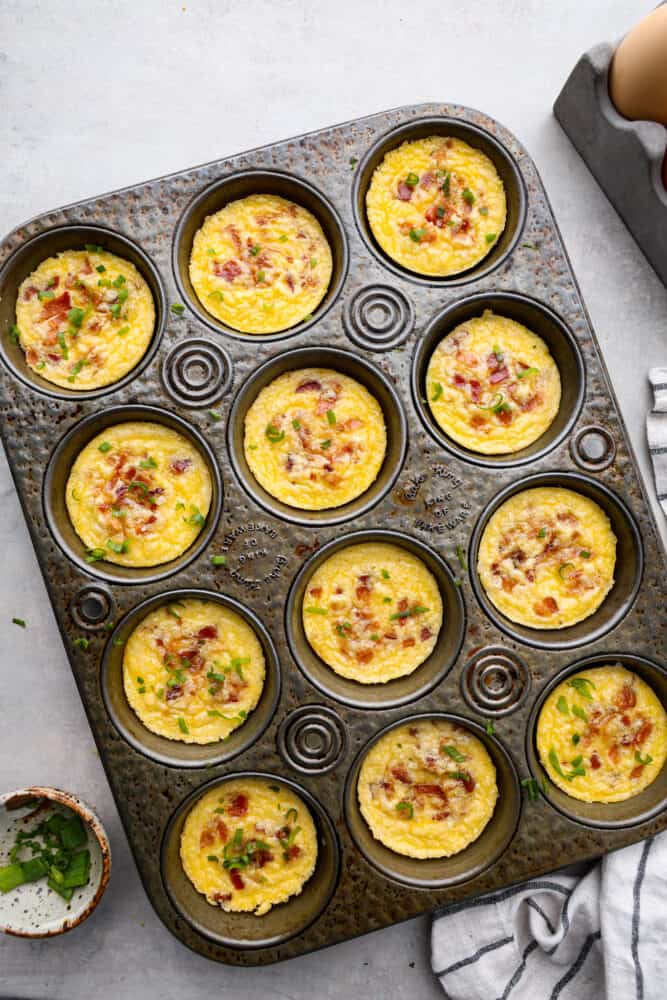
[0,103,665,966]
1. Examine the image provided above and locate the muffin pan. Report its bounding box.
[0,103,665,965]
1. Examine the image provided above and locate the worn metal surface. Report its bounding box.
[0,103,665,966]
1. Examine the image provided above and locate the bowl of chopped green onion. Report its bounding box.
[0,786,110,937]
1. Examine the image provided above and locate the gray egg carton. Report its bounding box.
[554,42,667,287]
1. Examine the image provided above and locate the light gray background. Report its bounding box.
[1,1,665,997]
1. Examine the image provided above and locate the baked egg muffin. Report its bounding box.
[302,542,443,683]
[477,487,617,629]
[366,135,506,277]
[189,193,332,334]
[122,598,265,744]
[14,248,155,389]
[537,665,667,803]
[358,719,498,858]
[426,310,561,454]
[180,779,318,915]
[66,422,212,567]
[243,368,387,510]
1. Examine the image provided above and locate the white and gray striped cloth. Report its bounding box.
[648,367,667,516]
[431,368,667,1000]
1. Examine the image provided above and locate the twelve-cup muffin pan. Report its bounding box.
[0,103,665,966]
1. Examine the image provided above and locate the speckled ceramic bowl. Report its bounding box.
[0,787,111,937]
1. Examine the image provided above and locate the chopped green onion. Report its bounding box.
[537,527,546,539]
[11,617,26,628]
[455,545,467,571]
[139,456,157,469]
[572,704,588,723]
[521,777,541,802]
[38,290,55,301]
[381,569,390,579]
[517,367,539,379]
[211,554,227,566]
[98,441,112,454]
[556,695,569,715]
[441,744,465,762]
[409,227,426,243]
[395,801,413,819]
[208,409,222,421]
[485,719,496,736]
[305,606,328,615]
[431,382,443,402]
[485,233,497,243]
[177,717,189,734]
[68,307,85,328]
[326,409,336,425]
[74,637,90,650]
[579,550,591,559]
[9,324,21,344]
[462,187,475,205]
[170,303,185,315]
[320,439,331,450]
[265,424,285,443]
[635,751,653,766]
[405,172,419,188]
[567,677,596,700]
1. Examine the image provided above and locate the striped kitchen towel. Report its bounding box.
[648,368,667,517]
[431,831,667,999]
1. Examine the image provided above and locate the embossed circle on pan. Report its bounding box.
[172,169,349,342]
[352,116,527,287]
[285,529,465,709]
[344,713,521,888]
[43,404,223,586]
[570,425,617,472]
[278,705,346,774]
[227,346,408,527]
[162,337,232,408]
[100,589,281,768]
[0,225,166,401]
[460,646,531,717]
[344,285,414,351]
[160,772,340,948]
[469,471,643,651]
[411,291,585,469]
[526,653,667,829]
[70,585,115,631]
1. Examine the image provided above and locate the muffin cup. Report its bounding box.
[172,169,349,341]
[0,225,166,400]
[43,404,223,585]
[526,654,667,829]
[469,471,643,650]
[160,772,340,948]
[227,346,408,526]
[101,589,281,768]
[344,712,520,888]
[285,528,465,709]
[352,116,527,286]
[411,291,585,468]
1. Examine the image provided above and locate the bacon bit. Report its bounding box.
[355,649,374,664]
[635,720,653,746]
[39,291,71,320]
[489,367,509,384]
[339,417,364,431]
[391,764,411,784]
[170,458,192,474]
[402,637,416,648]
[614,685,637,710]
[50,276,60,289]
[533,596,558,617]
[26,348,38,365]
[414,784,447,800]
[197,625,218,641]
[498,408,513,425]
[433,810,450,821]
[420,626,432,642]
[459,771,475,793]
[23,285,39,301]
[200,829,215,848]
[621,714,631,727]
[502,577,516,593]
[135,514,158,535]
[287,845,301,860]
[254,849,274,868]
[396,182,413,201]
[470,414,487,429]
[285,273,295,292]
[408,727,419,736]
[213,259,242,282]
[608,744,620,764]
[630,765,645,780]
[590,752,601,770]
[296,379,322,393]
[420,171,436,189]
[229,869,244,891]
[309,587,323,598]
[384,631,398,641]
[213,891,232,904]
[453,373,466,388]
[165,685,183,701]
[80,257,93,274]
[216,819,229,842]
[228,794,248,817]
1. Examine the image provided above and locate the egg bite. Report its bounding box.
[123,598,265,744]
[366,136,506,277]
[180,779,318,915]
[14,249,155,389]
[189,193,333,334]
[537,665,667,803]
[477,487,617,629]
[302,542,443,683]
[243,368,387,510]
[358,719,498,858]
[66,422,212,567]
[426,310,561,454]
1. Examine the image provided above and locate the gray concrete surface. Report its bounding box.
[0,1,664,998]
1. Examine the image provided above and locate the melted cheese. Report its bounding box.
[180,779,318,915]
[478,487,617,629]
[303,542,443,683]
[15,249,154,389]
[366,136,506,277]
[426,310,561,453]
[189,194,332,334]
[123,598,265,744]
[358,720,498,858]
[537,665,667,803]
[66,422,212,567]
[244,368,386,510]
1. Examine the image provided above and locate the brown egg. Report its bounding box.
[609,5,667,124]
